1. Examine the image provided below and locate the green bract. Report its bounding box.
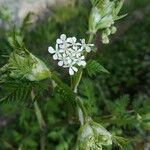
[76,118,112,150]
[89,0,126,44]
[7,51,51,81]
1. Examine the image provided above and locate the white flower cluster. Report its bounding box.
[48,34,94,75]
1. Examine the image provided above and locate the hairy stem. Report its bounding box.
[76,97,88,125]
[31,90,46,150]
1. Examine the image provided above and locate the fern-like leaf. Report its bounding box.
[86,60,109,77]
[0,79,33,107]
[106,95,129,117]
[79,79,97,114]
[52,72,75,103]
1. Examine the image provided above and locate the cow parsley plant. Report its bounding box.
[0,0,128,149]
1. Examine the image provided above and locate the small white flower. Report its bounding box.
[58,53,67,66]
[56,34,67,44]
[77,56,86,67]
[67,37,81,49]
[67,37,77,44]
[69,66,78,75]
[63,59,78,76]
[81,39,94,53]
[57,34,70,50]
[48,44,60,60]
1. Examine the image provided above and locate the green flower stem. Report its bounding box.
[76,97,88,125]
[31,90,46,150]
[70,76,73,90]
[71,69,83,93]
[88,33,94,44]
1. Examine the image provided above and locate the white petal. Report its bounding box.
[56,39,63,44]
[69,67,74,75]
[55,43,59,50]
[67,37,72,43]
[76,53,81,58]
[67,58,72,64]
[66,51,71,55]
[72,53,76,57]
[81,39,85,44]
[72,66,78,72]
[59,49,64,53]
[60,34,66,40]
[48,46,55,54]
[81,56,85,59]
[59,44,65,49]
[77,62,82,66]
[78,48,83,52]
[57,53,62,59]
[53,54,58,60]
[81,61,86,66]
[68,48,73,51]
[76,43,81,46]
[58,61,63,66]
[89,44,94,47]
[86,46,91,53]
[72,37,77,42]
[72,60,76,65]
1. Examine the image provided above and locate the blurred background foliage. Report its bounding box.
[0,0,150,149]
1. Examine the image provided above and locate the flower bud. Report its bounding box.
[97,15,114,30]
[91,121,112,146]
[102,32,109,44]
[26,54,51,81]
[9,52,51,81]
[110,26,117,34]
[76,119,112,150]
[105,28,111,36]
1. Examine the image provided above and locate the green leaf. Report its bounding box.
[0,5,11,21]
[112,136,130,150]
[21,12,35,32]
[3,31,51,81]
[0,77,46,107]
[54,83,75,103]
[106,95,130,116]
[7,27,24,50]
[90,0,99,6]
[86,60,109,77]
[80,79,97,114]
[52,72,75,103]
[0,79,33,107]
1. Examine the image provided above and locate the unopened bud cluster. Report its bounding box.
[76,118,112,150]
[89,0,126,44]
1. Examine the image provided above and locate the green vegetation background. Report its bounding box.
[0,0,150,149]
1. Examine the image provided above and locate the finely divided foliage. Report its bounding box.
[0,0,128,149]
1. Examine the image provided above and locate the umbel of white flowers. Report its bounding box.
[89,0,126,44]
[48,34,94,75]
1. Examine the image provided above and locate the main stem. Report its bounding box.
[71,34,94,124]
[31,90,46,150]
